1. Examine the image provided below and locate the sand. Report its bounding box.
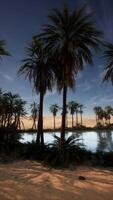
[21,115,113,130]
[0,161,113,200]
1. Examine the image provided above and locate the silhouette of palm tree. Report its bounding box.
[50,104,59,131]
[18,39,54,145]
[103,43,113,83]
[39,4,102,149]
[30,102,39,130]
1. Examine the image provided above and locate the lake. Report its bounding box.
[20,131,113,152]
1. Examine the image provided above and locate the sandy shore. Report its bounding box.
[0,161,113,200]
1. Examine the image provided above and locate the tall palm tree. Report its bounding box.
[74,102,79,126]
[79,104,84,126]
[38,4,102,147]
[0,41,10,126]
[68,101,76,128]
[18,39,54,145]
[60,105,69,128]
[30,102,39,130]
[0,89,3,127]
[49,104,59,131]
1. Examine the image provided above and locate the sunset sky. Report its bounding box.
[0,0,113,115]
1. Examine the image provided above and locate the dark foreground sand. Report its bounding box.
[0,161,113,200]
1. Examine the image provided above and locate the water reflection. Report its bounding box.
[20,131,113,153]
[96,131,113,152]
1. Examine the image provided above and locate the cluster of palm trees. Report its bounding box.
[0,89,26,129]
[1,4,113,158]
[68,101,84,127]
[50,101,84,130]
[94,106,113,126]
[18,4,102,149]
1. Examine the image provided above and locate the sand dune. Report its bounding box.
[21,115,96,129]
[21,115,113,130]
[0,161,113,200]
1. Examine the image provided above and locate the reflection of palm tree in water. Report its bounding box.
[97,131,113,152]
[106,131,113,151]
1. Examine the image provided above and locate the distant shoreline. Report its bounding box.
[18,126,113,133]
[20,115,113,130]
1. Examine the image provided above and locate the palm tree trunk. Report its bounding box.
[61,85,67,143]
[96,114,97,125]
[32,117,36,129]
[72,114,73,128]
[1,115,4,127]
[54,115,55,131]
[81,113,83,126]
[76,111,78,126]
[36,90,44,146]
[7,114,10,127]
[109,116,110,125]
[66,115,68,128]
[34,116,37,130]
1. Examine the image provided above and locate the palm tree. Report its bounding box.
[0,40,10,57]
[18,38,54,145]
[68,101,76,128]
[39,4,102,147]
[74,102,79,126]
[49,104,59,131]
[3,92,20,127]
[30,102,39,130]
[103,43,113,83]
[0,90,26,129]
[94,106,102,125]
[103,110,109,125]
[0,89,3,127]
[13,97,26,129]
[105,106,113,124]
[94,106,107,126]
[60,105,69,128]
[94,107,99,124]
[79,104,84,126]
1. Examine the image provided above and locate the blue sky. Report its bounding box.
[0,0,113,116]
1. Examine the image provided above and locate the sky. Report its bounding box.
[0,0,113,116]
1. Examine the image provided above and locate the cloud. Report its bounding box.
[86,95,113,109]
[77,80,92,92]
[3,74,13,82]
[0,71,14,82]
[86,95,100,107]
[99,95,113,104]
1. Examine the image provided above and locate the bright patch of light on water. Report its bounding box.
[20,131,113,153]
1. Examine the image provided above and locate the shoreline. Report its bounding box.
[18,126,113,133]
[19,115,113,131]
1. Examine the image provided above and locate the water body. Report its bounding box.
[20,131,113,152]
